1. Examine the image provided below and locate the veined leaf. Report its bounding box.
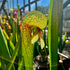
[48,0,63,70]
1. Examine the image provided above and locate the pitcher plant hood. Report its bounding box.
[23,11,47,29]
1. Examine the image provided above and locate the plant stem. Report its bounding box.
[21,24,33,70]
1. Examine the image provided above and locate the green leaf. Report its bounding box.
[3,30,15,55]
[11,22,17,45]
[18,40,25,70]
[0,27,15,70]
[61,32,67,52]
[6,36,20,70]
[0,26,10,59]
[48,0,63,70]
[58,36,61,48]
[18,57,25,70]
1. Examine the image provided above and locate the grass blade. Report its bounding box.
[3,30,15,55]
[0,26,10,59]
[6,36,20,70]
[0,27,15,70]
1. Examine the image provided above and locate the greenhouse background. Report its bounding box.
[0,0,70,70]
[0,0,49,15]
[0,0,70,32]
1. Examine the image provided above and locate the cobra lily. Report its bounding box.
[21,11,47,70]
